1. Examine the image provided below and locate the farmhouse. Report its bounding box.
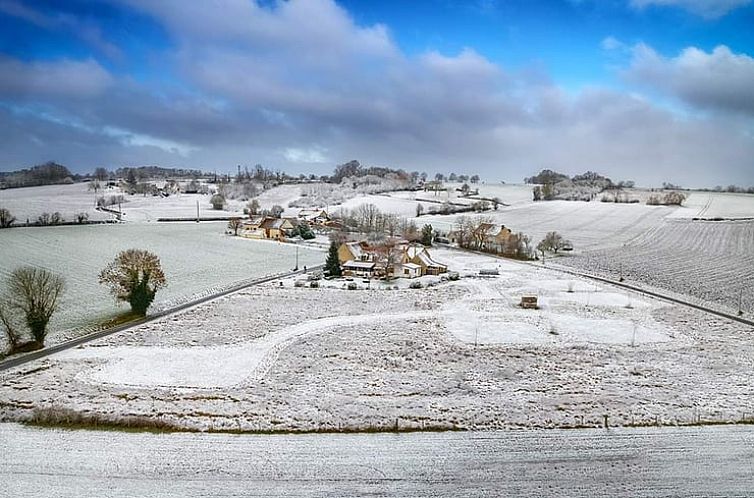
[404,245,448,276]
[298,208,330,225]
[486,225,513,251]
[338,241,372,264]
[337,240,447,278]
[241,216,296,240]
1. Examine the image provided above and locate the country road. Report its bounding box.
[2,424,754,497]
[0,265,323,372]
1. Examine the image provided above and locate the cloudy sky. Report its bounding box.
[0,0,752,186]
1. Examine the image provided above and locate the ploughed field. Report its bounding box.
[558,219,754,315]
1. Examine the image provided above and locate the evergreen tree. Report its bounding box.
[421,224,433,246]
[325,241,342,277]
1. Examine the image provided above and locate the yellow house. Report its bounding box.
[403,245,447,276]
[241,216,295,240]
[337,241,371,264]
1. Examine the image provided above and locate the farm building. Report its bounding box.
[342,260,377,278]
[298,208,330,225]
[404,245,448,275]
[241,216,296,240]
[337,240,446,278]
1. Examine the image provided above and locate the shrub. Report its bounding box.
[309,281,320,288]
[210,194,225,210]
[347,282,357,290]
[409,281,423,289]
[99,249,167,316]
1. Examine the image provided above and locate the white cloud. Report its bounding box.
[0,57,113,99]
[2,0,753,187]
[601,36,627,52]
[629,0,752,18]
[283,146,328,164]
[624,43,754,116]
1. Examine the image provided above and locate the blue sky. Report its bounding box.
[0,0,753,186]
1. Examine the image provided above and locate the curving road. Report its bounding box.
[2,424,754,497]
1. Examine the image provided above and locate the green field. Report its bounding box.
[0,222,322,345]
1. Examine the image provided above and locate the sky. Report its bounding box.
[0,0,753,186]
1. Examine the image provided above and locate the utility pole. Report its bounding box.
[196,200,200,223]
[294,245,299,271]
[739,286,744,316]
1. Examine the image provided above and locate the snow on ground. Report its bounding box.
[0,182,310,223]
[420,200,672,251]
[434,249,673,346]
[667,191,754,220]
[0,183,114,222]
[337,194,432,218]
[0,223,323,349]
[117,192,242,221]
[255,184,303,216]
[558,219,754,315]
[3,247,751,432]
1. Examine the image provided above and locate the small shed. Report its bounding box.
[520,295,539,309]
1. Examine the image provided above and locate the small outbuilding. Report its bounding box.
[520,295,539,309]
[342,260,376,278]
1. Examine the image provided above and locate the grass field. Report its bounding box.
[0,222,322,348]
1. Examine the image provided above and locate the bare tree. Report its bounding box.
[383,213,401,237]
[538,231,570,254]
[354,203,380,232]
[0,208,16,228]
[93,167,109,181]
[228,217,242,236]
[401,219,421,242]
[99,249,167,316]
[1,267,64,349]
[375,239,403,281]
[270,205,284,218]
[247,199,260,216]
[471,216,495,250]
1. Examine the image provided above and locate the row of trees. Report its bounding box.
[0,162,79,189]
[0,208,91,228]
[1,250,166,356]
[452,216,533,259]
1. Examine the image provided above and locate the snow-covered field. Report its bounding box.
[0,182,311,222]
[0,183,115,222]
[4,423,754,497]
[0,223,323,349]
[2,248,751,432]
[558,219,754,314]
[667,191,754,220]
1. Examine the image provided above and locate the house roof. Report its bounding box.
[344,241,369,259]
[413,249,446,269]
[343,261,375,270]
[298,208,328,220]
[401,262,421,270]
[261,217,291,230]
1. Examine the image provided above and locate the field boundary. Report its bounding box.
[0,265,323,372]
